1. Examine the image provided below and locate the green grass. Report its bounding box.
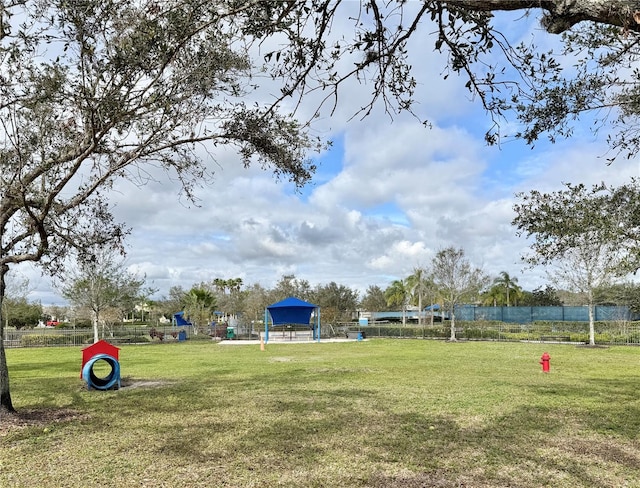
[2,340,640,487]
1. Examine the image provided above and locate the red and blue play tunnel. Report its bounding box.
[82,353,121,390]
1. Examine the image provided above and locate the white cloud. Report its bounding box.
[17,9,640,306]
[26,118,635,305]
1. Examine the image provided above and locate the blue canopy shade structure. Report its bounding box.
[264,297,321,343]
[267,297,317,325]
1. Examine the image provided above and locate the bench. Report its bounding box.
[346,331,366,339]
[261,330,313,341]
[540,335,570,342]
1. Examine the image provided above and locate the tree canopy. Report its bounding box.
[0,0,321,278]
[3,0,640,300]
[61,249,148,343]
[513,181,640,273]
[258,0,640,158]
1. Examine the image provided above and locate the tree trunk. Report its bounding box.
[586,287,596,346]
[588,303,596,346]
[0,343,13,414]
[0,264,15,413]
[449,310,457,341]
[92,310,99,343]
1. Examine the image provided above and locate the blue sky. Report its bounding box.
[15,5,640,305]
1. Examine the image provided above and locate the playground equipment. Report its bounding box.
[173,311,192,327]
[149,327,187,341]
[82,354,121,390]
[81,340,121,390]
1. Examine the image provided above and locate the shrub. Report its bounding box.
[21,334,67,346]
[72,319,92,328]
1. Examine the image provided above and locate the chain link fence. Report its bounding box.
[344,321,640,345]
[3,326,185,348]
[5,320,640,347]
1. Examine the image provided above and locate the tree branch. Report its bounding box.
[443,0,640,33]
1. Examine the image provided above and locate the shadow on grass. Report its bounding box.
[358,375,640,487]
[528,377,640,438]
[218,374,640,487]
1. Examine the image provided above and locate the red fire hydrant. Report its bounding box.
[540,352,551,373]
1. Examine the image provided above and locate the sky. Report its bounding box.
[16,6,640,306]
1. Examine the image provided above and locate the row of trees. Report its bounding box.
[30,244,640,346]
[2,298,42,330]
[42,247,502,341]
[7,262,640,337]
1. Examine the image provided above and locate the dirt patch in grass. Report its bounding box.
[76,377,171,391]
[0,407,86,436]
[0,379,169,435]
[270,356,294,362]
[555,437,640,467]
[120,378,171,389]
[368,470,489,488]
[310,367,375,374]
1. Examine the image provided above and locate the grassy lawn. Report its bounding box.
[2,339,640,487]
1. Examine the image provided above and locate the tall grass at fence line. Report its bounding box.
[3,340,640,487]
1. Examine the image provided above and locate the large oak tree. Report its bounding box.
[0,0,321,414]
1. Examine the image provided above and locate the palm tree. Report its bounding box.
[212,278,227,293]
[228,278,243,293]
[407,267,435,327]
[492,271,522,307]
[482,284,506,307]
[385,279,409,325]
[182,287,217,335]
